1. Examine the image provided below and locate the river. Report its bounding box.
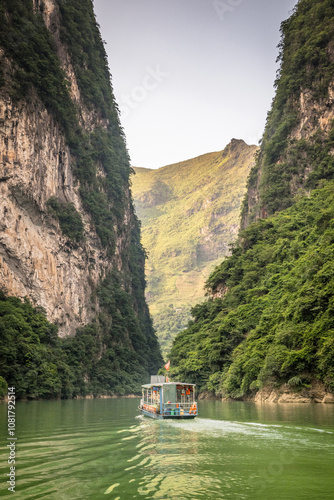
[0,398,333,499]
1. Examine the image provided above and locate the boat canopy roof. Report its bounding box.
[142,382,196,389]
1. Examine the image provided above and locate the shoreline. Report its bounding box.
[0,394,141,403]
[198,382,334,404]
[1,396,333,404]
[2,382,334,404]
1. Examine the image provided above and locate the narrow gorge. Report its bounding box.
[131,139,258,358]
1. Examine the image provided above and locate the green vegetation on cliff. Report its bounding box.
[0,292,62,399]
[242,0,334,226]
[0,0,78,138]
[47,197,84,243]
[0,0,162,397]
[131,140,257,358]
[170,0,334,398]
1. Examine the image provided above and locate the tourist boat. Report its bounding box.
[139,376,197,419]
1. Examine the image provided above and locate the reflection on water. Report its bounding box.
[0,399,333,499]
[129,416,205,499]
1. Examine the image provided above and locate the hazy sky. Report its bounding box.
[93,0,298,169]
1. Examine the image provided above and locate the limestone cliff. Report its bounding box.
[0,96,107,335]
[0,1,112,335]
[0,0,162,382]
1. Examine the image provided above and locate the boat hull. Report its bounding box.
[139,408,196,420]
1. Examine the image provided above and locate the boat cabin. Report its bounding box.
[139,378,197,419]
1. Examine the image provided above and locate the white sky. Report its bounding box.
[93,0,298,169]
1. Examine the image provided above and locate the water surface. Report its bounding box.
[0,399,333,499]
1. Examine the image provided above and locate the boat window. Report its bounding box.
[162,384,176,403]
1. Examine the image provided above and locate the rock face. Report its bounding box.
[221,381,334,403]
[0,97,108,336]
[251,383,334,404]
[0,0,155,346]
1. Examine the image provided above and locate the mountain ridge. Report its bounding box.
[131,139,258,357]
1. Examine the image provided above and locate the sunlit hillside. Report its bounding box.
[131,139,258,358]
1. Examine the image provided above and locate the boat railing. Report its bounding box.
[141,401,198,417]
[142,403,158,413]
[162,402,197,416]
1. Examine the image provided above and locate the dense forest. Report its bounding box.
[0,0,162,399]
[170,0,334,398]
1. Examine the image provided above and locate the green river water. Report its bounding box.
[0,398,333,499]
